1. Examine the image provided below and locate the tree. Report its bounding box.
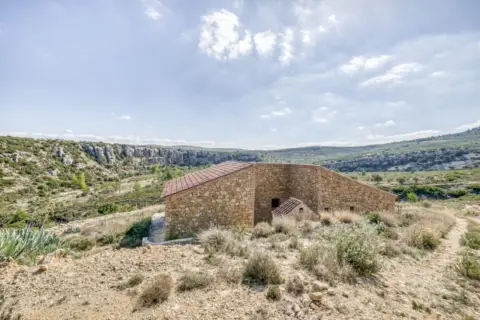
[78,172,88,191]
[152,164,159,174]
[371,174,383,184]
[134,182,142,192]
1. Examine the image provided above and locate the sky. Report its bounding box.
[1,0,480,150]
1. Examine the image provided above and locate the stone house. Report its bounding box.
[161,161,396,237]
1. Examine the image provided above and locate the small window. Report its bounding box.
[350,206,355,212]
[271,198,280,208]
[324,207,330,212]
[299,207,304,213]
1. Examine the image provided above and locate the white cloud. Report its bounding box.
[260,107,292,119]
[357,126,365,130]
[117,115,132,120]
[431,71,446,77]
[340,55,392,74]
[64,129,73,133]
[360,62,423,86]
[311,106,336,123]
[374,120,396,128]
[142,0,166,20]
[253,30,277,57]
[366,130,440,143]
[270,128,278,132]
[278,28,294,66]
[456,120,480,131]
[387,101,406,107]
[301,30,311,44]
[198,10,253,60]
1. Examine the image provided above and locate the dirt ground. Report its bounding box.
[1,206,479,320]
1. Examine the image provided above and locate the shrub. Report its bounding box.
[97,203,120,215]
[381,242,400,257]
[299,220,314,234]
[119,273,144,289]
[120,218,151,248]
[177,271,212,292]
[421,201,432,208]
[406,192,418,202]
[243,251,283,285]
[288,235,300,249]
[299,245,321,270]
[320,214,332,226]
[64,227,80,234]
[286,274,304,296]
[455,250,480,280]
[252,222,273,238]
[367,212,381,224]
[461,231,480,250]
[272,217,297,235]
[0,226,61,261]
[218,265,242,284]
[137,274,172,308]
[406,226,440,250]
[98,232,122,246]
[331,224,381,276]
[198,227,231,253]
[266,285,281,300]
[447,189,468,198]
[65,236,96,251]
[337,212,358,224]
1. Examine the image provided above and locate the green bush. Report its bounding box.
[455,250,480,280]
[406,192,418,202]
[1,209,30,229]
[407,227,440,250]
[0,226,61,261]
[97,203,120,215]
[243,251,283,286]
[367,212,381,224]
[461,231,480,250]
[447,189,468,198]
[120,218,151,248]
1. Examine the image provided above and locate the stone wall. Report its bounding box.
[164,167,255,237]
[318,167,396,213]
[289,165,320,213]
[254,164,290,224]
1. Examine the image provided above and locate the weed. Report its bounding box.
[406,226,440,250]
[137,274,172,308]
[272,217,296,235]
[320,214,332,226]
[266,285,281,300]
[288,235,300,249]
[455,250,480,280]
[251,222,273,238]
[218,265,242,284]
[286,274,305,296]
[460,230,480,250]
[177,271,212,292]
[299,245,321,270]
[64,236,95,251]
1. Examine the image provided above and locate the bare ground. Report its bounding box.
[1,208,479,320]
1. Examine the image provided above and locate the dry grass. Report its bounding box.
[406,225,440,250]
[198,227,248,257]
[299,220,314,234]
[136,274,172,308]
[299,245,321,270]
[336,211,361,224]
[266,285,281,300]
[461,221,480,250]
[272,216,297,235]
[320,213,332,226]
[218,265,243,284]
[286,274,305,296]
[177,271,213,292]
[288,235,300,249]
[455,249,480,280]
[118,273,144,290]
[252,222,274,238]
[243,251,283,285]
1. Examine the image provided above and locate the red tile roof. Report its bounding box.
[272,197,303,216]
[161,161,254,198]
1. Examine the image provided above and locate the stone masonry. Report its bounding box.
[162,161,396,237]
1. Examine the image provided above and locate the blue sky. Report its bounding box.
[1,0,480,149]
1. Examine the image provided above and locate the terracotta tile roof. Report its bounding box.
[272,197,303,216]
[161,161,254,198]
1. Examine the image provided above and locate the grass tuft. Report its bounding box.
[137,274,172,308]
[243,251,283,286]
[272,217,297,235]
[177,271,213,292]
[252,222,274,238]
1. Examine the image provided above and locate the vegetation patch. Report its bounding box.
[272,217,297,235]
[455,250,480,280]
[266,285,281,300]
[119,218,151,248]
[177,271,212,292]
[251,222,274,238]
[406,226,440,251]
[243,251,283,286]
[137,274,172,308]
[64,236,96,251]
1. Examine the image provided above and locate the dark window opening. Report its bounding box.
[271,198,280,208]
[324,207,330,212]
[350,206,355,212]
[299,207,304,213]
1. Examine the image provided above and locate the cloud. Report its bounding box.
[198,10,253,60]
[64,129,73,133]
[374,120,396,128]
[311,106,336,123]
[366,130,440,143]
[456,119,480,131]
[142,0,166,20]
[117,115,132,120]
[357,126,365,130]
[360,62,423,86]
[387,101,406,107]
[431,71,446,77]
[253,30,277,57]
[278,28,294,66]
[340,55,392,74]
[260,107,292,119]
[270,128,278,132]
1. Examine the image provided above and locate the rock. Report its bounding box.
[312,281,329,292]
[37,265,48,273]
[342,291,349,298]
[326,288,335,296]
[309,292,322,302]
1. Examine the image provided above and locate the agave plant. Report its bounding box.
[0,225,61,261]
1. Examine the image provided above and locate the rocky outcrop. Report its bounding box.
[81,143,261,166]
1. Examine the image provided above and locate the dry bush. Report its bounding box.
[299,245,321,270]
[462,205,480,217]
[288,235,300,249]
[137,274,172,308]
[266,285,281,300]
[177,271,213,292]
[64,236,96,251]
[198,227,248,257]
[378,212,401,227]
[119,273,144,290]
[299,220,314,234]
[293,211,320,222]
[336,211,360,224]
[272,216,297,235]
[243,251,283,285]
[286,274,305,296]
[252,222,274,238]
[381,241,401,257]
[406,226,440,250]
[320,214,332,226]
[218,265,243,284]
[461,222,480,250]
